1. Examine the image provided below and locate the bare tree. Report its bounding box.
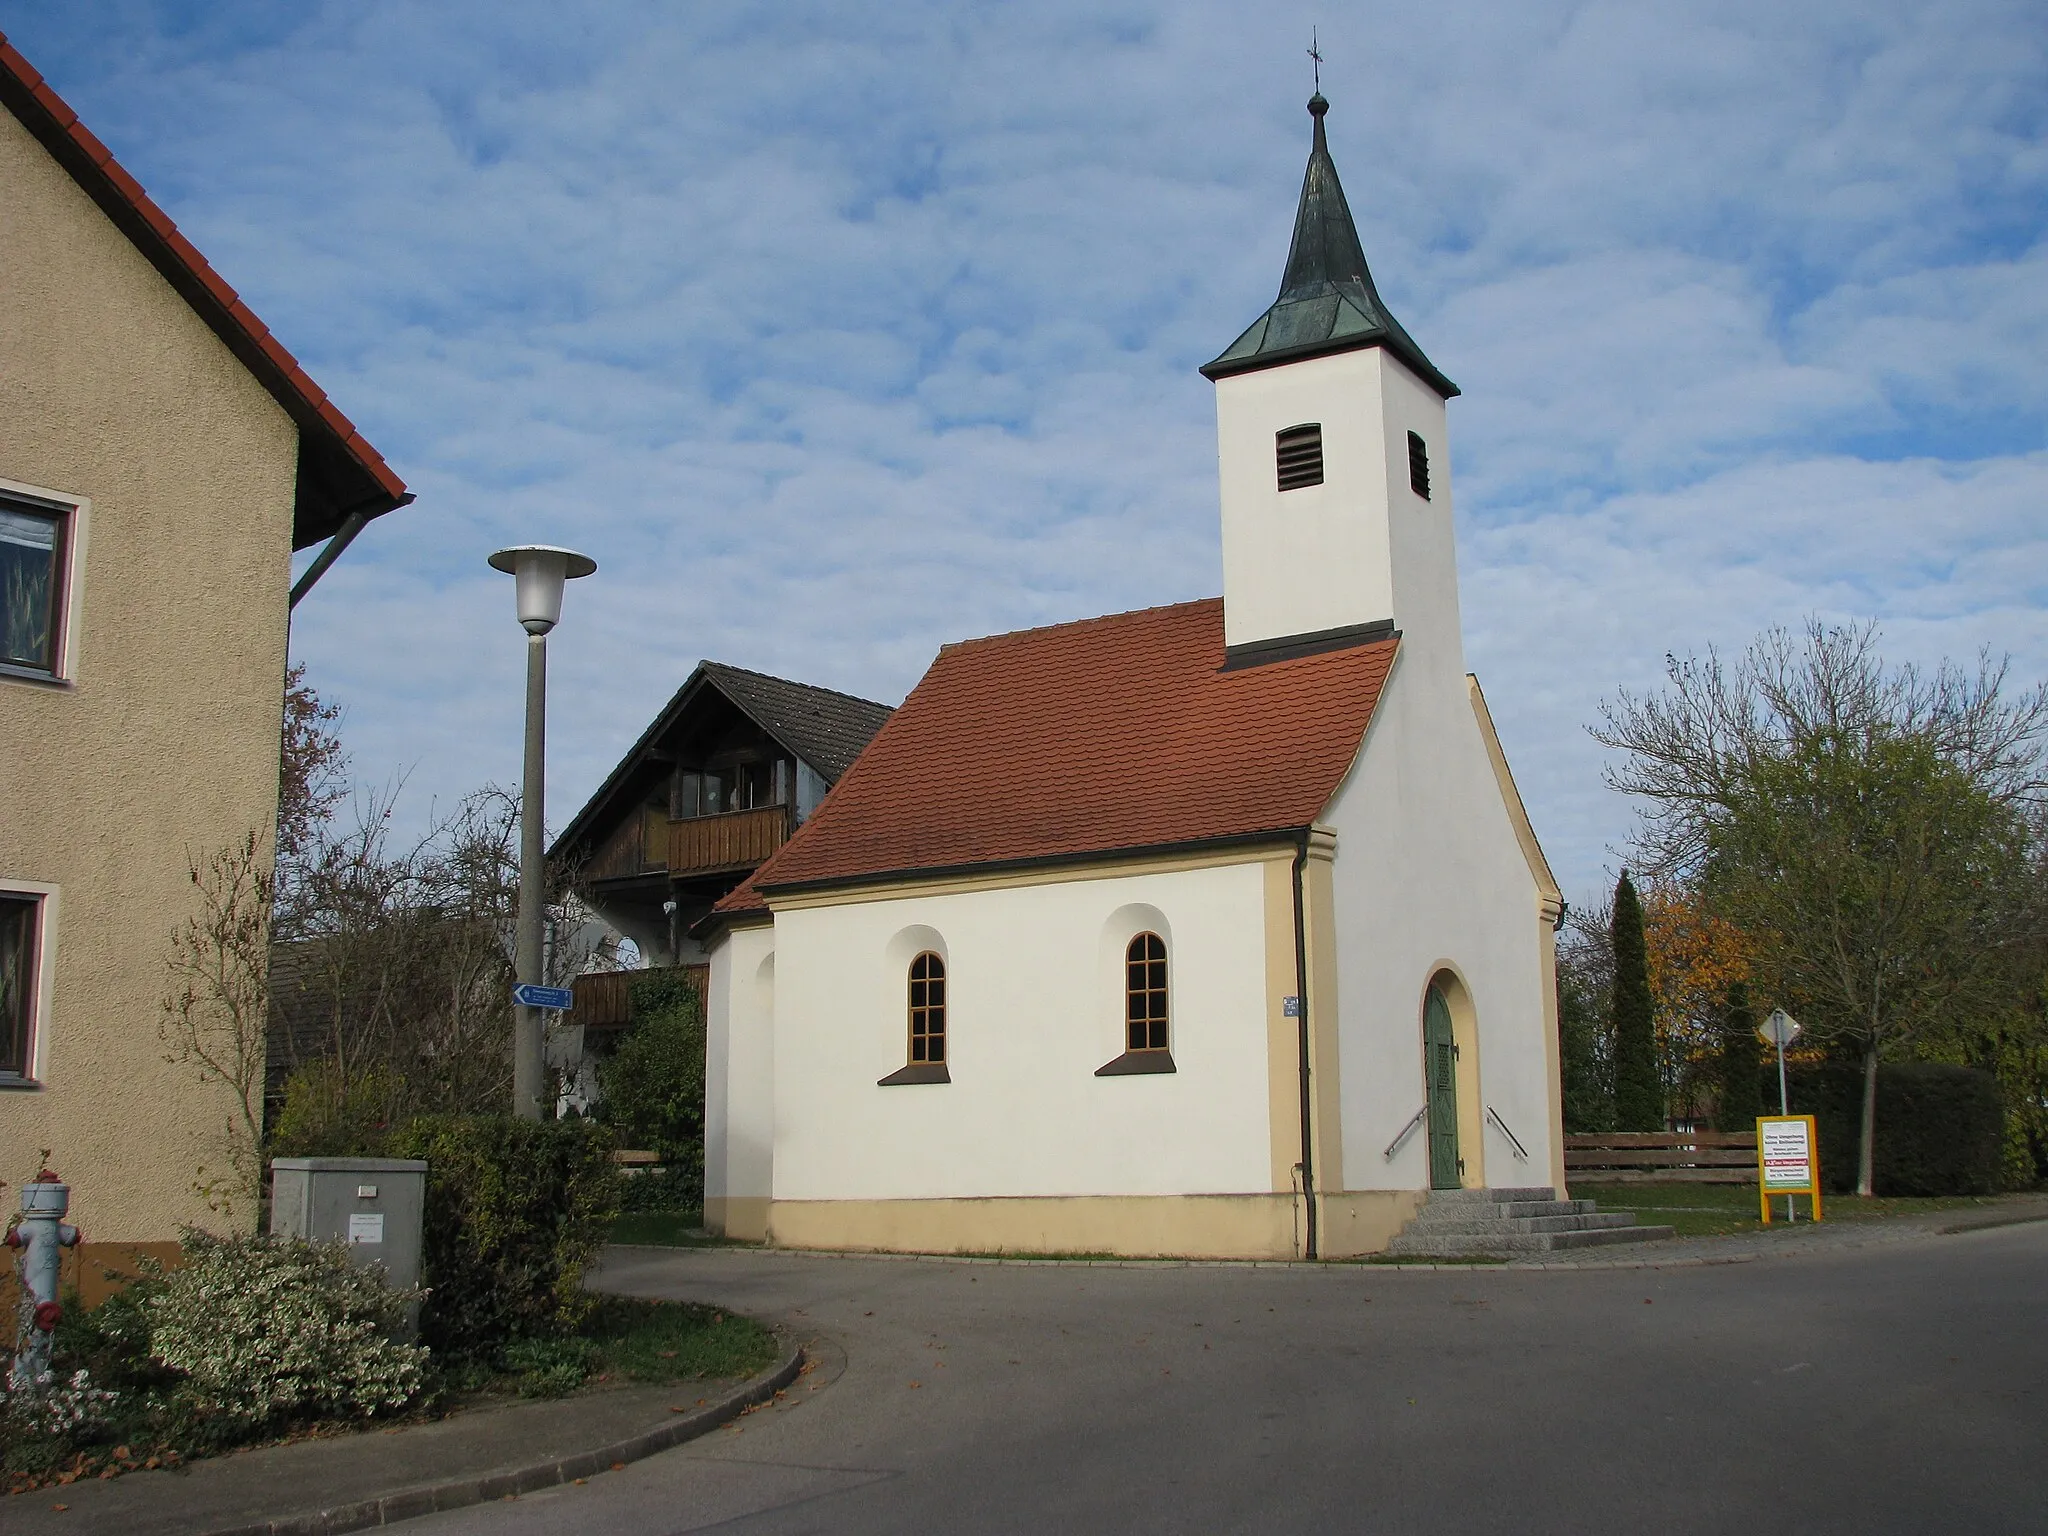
[160,832,273,1215]
[269,784,608,1135]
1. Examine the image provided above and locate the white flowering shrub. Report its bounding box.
[140,1232,427,1429]
[1,1368,120,1439]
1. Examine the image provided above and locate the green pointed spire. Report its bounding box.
[1201,94,1457,396]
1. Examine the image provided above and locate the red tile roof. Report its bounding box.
[713,599,1395,917]
[0,32,409,549]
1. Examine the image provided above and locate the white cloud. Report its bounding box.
[9,0,2044,908]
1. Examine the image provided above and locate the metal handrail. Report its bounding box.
[1382,1105,1427,1161]
[1487,1106,1530,1161]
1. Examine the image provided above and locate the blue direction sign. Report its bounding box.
[512,983,575,1011]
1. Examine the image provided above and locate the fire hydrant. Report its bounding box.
[7,1171,81,1390]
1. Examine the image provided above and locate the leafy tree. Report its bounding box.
[1610,872,1663,1130]
[599,971,707,1198]
[1716,981,1763,1129]
[1641,880,1753,1120]
[1596,621,2048,1194]
[1558,966,1614,1133]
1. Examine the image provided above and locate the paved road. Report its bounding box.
[401,1224,2046,1534]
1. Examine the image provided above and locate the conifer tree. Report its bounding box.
[1610,871,1663,1131]
[1717,980,1763,1130]
[1558,970,1615,1133]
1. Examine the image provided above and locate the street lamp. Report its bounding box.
[488,544,596,1121]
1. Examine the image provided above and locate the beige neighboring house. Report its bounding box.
[0,34,411,1272]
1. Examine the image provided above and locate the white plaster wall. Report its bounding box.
[1319,370,1558,1193]
[1215,349,1393,649]
[1326,663,1557,1192]
[1214,348,1458,665]
[769,862,1274,1201]
[704,924,777,1206]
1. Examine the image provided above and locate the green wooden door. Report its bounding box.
[1424,985,1461,1190]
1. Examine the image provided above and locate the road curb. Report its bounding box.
[1939,1210,2048,1236]
[200,1336,807,1536]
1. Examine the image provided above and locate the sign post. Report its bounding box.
[1756,1114,1822,1225]
[1757,1008,1803,1223]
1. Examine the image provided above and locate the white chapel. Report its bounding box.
[695,93,1567,1260]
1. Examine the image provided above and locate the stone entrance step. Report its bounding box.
[1385,1186,1674,1257]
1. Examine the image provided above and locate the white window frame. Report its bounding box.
[0,476,90,686]
[0,880,58,1087]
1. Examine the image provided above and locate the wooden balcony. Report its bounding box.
[666,804,791,877]
[572,965,710,1029]
[582,804,792,885]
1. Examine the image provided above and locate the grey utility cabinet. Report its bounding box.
[270,1157,429,1296]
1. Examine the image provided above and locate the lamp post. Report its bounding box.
[488,544,596,1121]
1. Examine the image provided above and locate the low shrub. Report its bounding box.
[1783,1061,2005,1195]
[5,1230,426,1488]
[501,1335,600,1398]
[268,1060,409,1158]
[388,1115,620,1355]
[616,1164,699,1213]
[139,1231,427,1431]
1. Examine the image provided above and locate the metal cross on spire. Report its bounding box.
[1308,29,1323,92]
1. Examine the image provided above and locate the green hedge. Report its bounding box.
[387,1116,621,1355]
[597,970,707,1208]
[1781,1062,2004,1196]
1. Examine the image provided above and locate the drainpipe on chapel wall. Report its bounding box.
[1291,832,1318,1261]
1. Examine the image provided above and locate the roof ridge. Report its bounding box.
[941,596,1221,654]
[697,659,894,711]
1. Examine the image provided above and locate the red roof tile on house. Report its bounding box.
[0,32,409,549]
[713,599,1395,916]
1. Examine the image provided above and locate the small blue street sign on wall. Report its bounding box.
[512,983,575,1011]
[1282,996,1301,1017]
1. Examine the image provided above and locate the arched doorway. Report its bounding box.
[1424,982,1461,1190]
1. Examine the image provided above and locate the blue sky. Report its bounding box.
[10,1,2045,907]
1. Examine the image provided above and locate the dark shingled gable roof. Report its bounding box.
[712,599,1396,918]
[699,662,896,783]
[0,31,410,548]
[551,662,894,860]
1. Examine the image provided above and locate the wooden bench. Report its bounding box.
[1565,1131,1758,1184]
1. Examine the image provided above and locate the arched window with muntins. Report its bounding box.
[1125,933,1169,1052]
[908,951,946,1064]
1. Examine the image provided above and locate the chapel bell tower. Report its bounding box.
[1204,94,1465,678]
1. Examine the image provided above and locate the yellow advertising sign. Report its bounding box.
[1756,1114,1822,1223]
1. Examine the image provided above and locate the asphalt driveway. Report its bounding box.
[395,1223,2047,1534]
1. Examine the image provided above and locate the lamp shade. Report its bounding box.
[488,545,596,635]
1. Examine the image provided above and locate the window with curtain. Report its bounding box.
[0,498,65,677]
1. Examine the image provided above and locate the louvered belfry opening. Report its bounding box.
[1407,431,1431,499]
[1276,423,1324,491]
